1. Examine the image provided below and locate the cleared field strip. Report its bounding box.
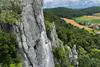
[62,18,93,31]
[75,16,100,24]
[83,16,100,19]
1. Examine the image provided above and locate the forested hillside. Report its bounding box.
[44,7,100,18]
[44,8,100,67]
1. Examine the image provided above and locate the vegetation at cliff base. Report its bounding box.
[0,30,21,67]
[0,0,21,67]
[44,7,100,67]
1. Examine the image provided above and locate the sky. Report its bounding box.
[44,0,100,8]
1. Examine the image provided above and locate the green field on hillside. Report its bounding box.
[93,13,100,16]
[74,16,100,24]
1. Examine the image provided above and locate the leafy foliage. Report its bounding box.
[0,0,21,24]
[0,30,20,67]
[0,0,21,66]
[44,11,100,67]
[52,43,73,67]
[44,7,100,18]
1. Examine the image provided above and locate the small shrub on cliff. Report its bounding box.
[0,0,21,24]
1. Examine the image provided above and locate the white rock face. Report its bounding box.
[15,0,54,67]
[49,23,59,47]
[69,45,78,67]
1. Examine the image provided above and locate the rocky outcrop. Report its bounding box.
[69,45,78,67]
[48,23,60,48]
[14,0,54,67]
[48,25,79,67]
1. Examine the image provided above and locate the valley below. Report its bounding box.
[44,7,100,67]
[62,16,100,34]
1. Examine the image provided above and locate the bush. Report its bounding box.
[0,30,20,66]
[0,0,21,24]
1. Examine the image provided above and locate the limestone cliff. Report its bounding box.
[14,0,54,67]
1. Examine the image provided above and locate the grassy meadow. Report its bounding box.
[74,16,100,24]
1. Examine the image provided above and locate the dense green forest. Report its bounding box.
[44,8,100,67]
[0,0,21,67]
[44,7,100,18]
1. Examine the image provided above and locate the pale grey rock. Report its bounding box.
[69,45,78,67]
[14,0,54,67]
[49,23,60,48]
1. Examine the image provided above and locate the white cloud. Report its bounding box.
[44,0,53,2]
[44,0,100,8]
[44,0,80,3]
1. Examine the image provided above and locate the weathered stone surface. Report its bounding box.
[14,0,54,67]
[69,45,78,67]
[49,23,59,47]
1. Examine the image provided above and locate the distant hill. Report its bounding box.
[93,13,100,16]
[44,6,100,18]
